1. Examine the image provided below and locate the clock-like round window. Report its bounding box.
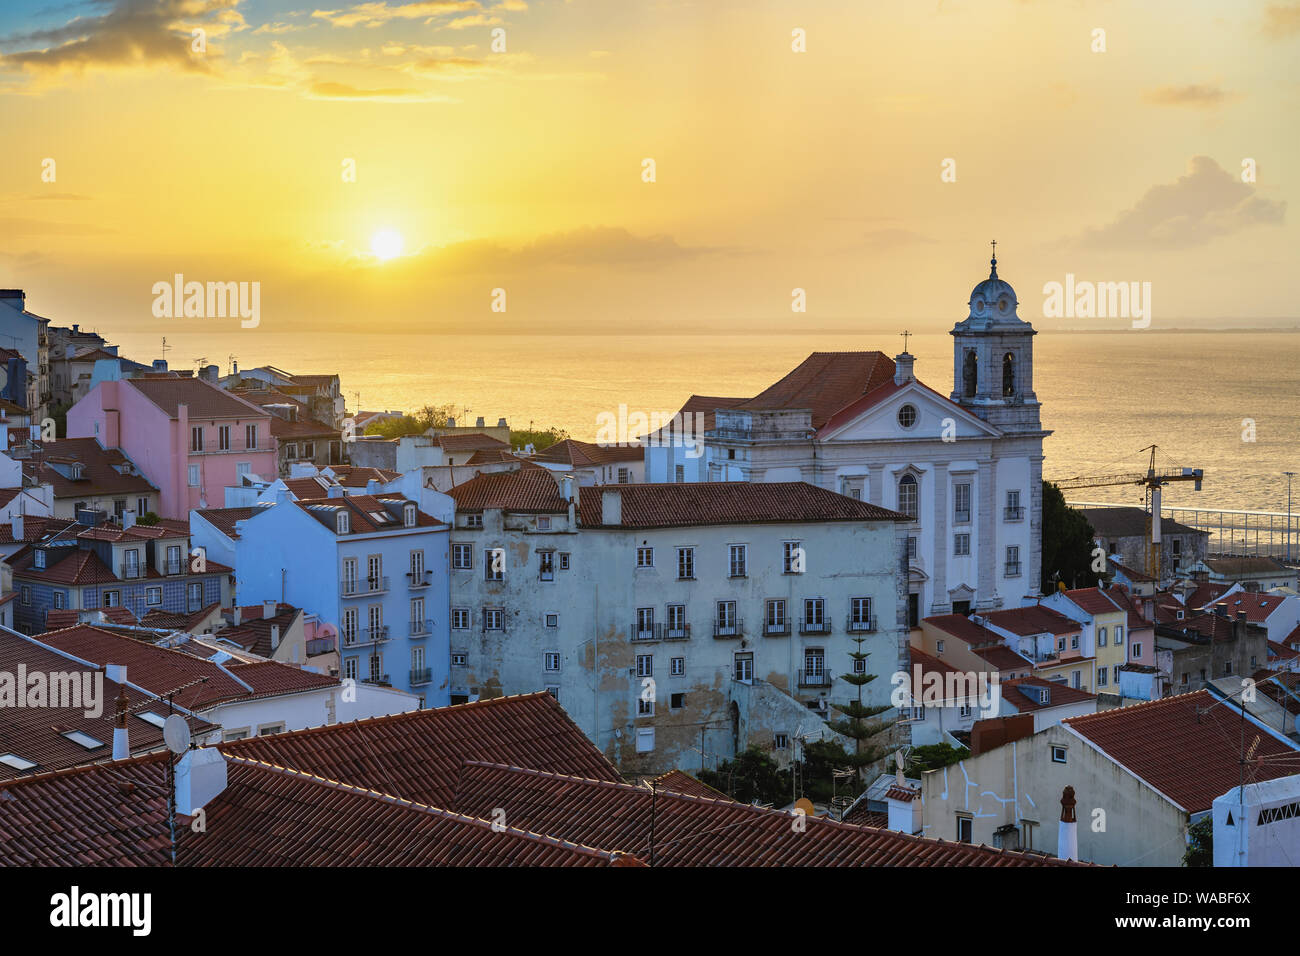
[897,404,918,428]
[998,297,1010,313]
[973,298,985,312]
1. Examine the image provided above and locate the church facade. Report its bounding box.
[645,253,1049,622]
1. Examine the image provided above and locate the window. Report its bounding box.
[544,652,561,672]
[546,685,561,702]
[1071,634,1079,649]
[245,424,257,449]
[537,516,551,531]
[954,533,970,556]
[906,536,917,561]
[452,544,472,570]
[1072,670,1082,689]
[637,654,653,678]
[344,657,357,681]
[559,552,570,571]
[191,426,203,452]
[284,444,298,460]
[343,607,358,642]
[303,442,315,459]
[617,467,630,484]
[258,723,285,737]
[675,464,685,483]
[635,727,654,753]
[783,540,802,574]
[850,597,872,631]
[114,499,126,520]
[404,503,416,528]
[637,697,654,717]
[464,514,483,528]
[1114,625,1124,645]
[637,546,654,568]
[670,657,685,676]
[146,587,162,607]
[188,464,200,487]
[137,497,149,516]
[670,692,686,709]
[774,733,789,749]
[898,474,918,519]
[366,554,383,590]
[1098,626,1107,646]
[636,607,655,639]
[1051,746,1067,764]
[957,817,973,843]
[716,601,737,635]
[484,548,504,581]
[53,591,64,609]
[1005,489,1023,520]
[1113,665,1121,683]
[766,599,788,634]
[677,547,695,580]
[937,640,945,653]
[545,613,559,628]
[218,425,230,451]
[1181,672,1189,685]
[483,608,504,630]
[897,404,917,428]
[1097,668,1108,687]
[804,649,825,678]
[165,545,181,575]
[734,653,753,683]
[410,597,426,633]
[335,511,349,534]
[1131,642,1142,658]
[452,608,469,630]
[34,550,45,569]
[804,598,826,632]
[539,550,555,581]
[729,544,747,578]
[1005,546,1021,576]
[954,482,971,523]
[452,653,466,666]
[410,549,425,578]
[959,703,972,719]
[666,604,686,637]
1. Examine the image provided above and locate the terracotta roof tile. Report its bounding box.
[447,464,568,514]
[733,352,896,429]
[532,438,643,468]
[1064,690,1300,812]
[434,433,510,453]
[20,437,157,500]
[128,377,269,420]
[980,605,1080,637]
[648,769,734,801]
[1000,676,1096,712]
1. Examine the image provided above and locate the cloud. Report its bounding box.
[311,2,481,29]
[1142,84,1240,108]
[0,0,242,77]
[1263,3,1300,36]
[305,79,455,101]
[253,21,303,35]
[1070,156,1286,249]
[446,14,501,28]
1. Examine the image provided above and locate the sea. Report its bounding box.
[109,329,1300,515]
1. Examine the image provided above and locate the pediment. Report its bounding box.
[819,382,1000,443]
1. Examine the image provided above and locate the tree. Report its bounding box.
[511,425,569,452]
[1041,479,1099,593]
[135,512,161,526]
[364,403,460,439]
[697,746,789,805]
[905,742,969,776]
[829,634,897,777]
[1183,816,1213,867]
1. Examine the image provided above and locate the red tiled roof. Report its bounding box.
[1203,556,1290,578]
[9,546,119,586]
[447,464,568,514]
[139,602,222,632]
[1060,587,1122,616]
[1064,690,1300,812]
[1103,585,1155,631]
[533,438,643,468]
[220,692,622,809]
[733,352,896,429]
[451,762,1081,866]
[282,475,337,498]
[1268,639,1300,661]
[924,613,1005,648]
[885,785,920,802]
[1174,612,1253,642]
[1204,590,1292,622]
[128,377,269,420]
[37,625,338,711]
[908,647,962,680]
[973,644,1034,673]
[1108,558,1154,583]
[20,437,157,500]
[464,448,523,465]
[645,394,746,440]
[818,377,971,438]
[434,433,510,453]
[194,505,271,539]
[1000,676,1096,712]
[577,481,907,529]
[1186,582,1233,610]
[649,769,734,801]
[215,607,298,657]
[326,465,401,487]
[294,493,443,534]
[43,606,138,628]
[841,806,889,828]
[980,605,1080,637]
[0,516,77,545]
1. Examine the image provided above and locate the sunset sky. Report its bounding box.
[0,0,1295,336]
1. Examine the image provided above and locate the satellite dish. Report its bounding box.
[793,797,815,817]
[163,713,190,754]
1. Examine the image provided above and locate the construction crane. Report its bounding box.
[1053,445,1203,583]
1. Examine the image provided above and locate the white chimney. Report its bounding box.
[263,599,277,619]
[112,681,130,760]
[12,513,22,542]
[476,416,485,427]
[1058,786,1079,862]
[270,625,281,651]
[175,748,228,815]
[894,351,915,385]
[123,509,137,529]
[601,489,621,526]
[231,606,242,627]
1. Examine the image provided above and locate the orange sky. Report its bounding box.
[0,0,1296,336]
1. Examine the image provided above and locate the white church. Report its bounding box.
[645,251,1049,622]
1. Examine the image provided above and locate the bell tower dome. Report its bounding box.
[950,245,1042,435]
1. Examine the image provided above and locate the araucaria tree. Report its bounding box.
[830,634,897,774]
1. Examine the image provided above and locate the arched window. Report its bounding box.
[963,350,978,398]
[1002,352,1016,397]
[898,474,918,519]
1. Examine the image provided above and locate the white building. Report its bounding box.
[646,253,1049,625]
[444,464,909,775]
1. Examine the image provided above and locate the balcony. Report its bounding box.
[306,636,335,656]
[118,564,144,580]
[798,669,832,688]
[342,626,390,648]
[799,618,831,635]
[764,621,791,637]
[846,615,877,633]
[713,619,743,639]
[1005,563,1022,577]
[162,559,184,576]
[663,623,690,642]
[409,667,433,686]
[361,674,391,687]
[409,618,433,637]
[407,569,432,589]
[1004,506,1025,521]
[342,576,389,596]
[632,622,657,642]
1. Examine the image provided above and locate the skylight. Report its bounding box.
[135,711,167,728]
[61,730,104,750]
[0,753,36,771]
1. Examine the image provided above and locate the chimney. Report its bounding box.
[112,680,130,760]
[893,352,915,385]
[232,359,238,375]
[1214,602,1228,618]
[1058,786,1079,862]
[152,359,168,372]
[1143,597,1154,622]
[232,606,242,627]
[123,509,136,530]
[497,417,507,428]
[601,489,621,526]
[561,475,574,502]
[263,599,277,619]
[475,416,485,427]
[326,484,345,499]
[12,512,22,542]
[175,748,228,815]
[270,625,281,651]
[446,417,455,428]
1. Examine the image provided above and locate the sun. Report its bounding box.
[370,228,404,261]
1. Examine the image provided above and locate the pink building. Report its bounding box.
[68,377,276,520]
